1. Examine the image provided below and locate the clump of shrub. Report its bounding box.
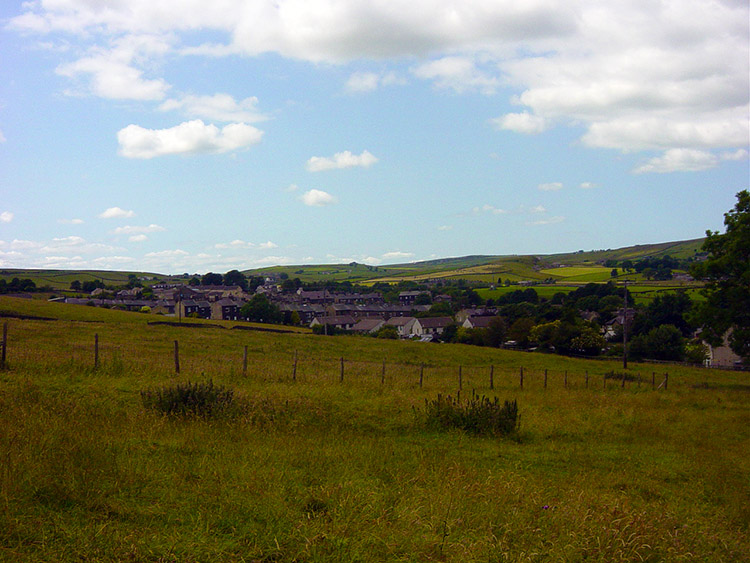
[141,380,234,418]
[422,392,519,436]
[604,371,638,382]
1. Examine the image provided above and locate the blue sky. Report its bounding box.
[1,0,748,275]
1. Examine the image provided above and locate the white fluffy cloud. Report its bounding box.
[413,56,498,94]
[382,251,414,261]
[306,150,378,172]
[11,0,749,159]
[345,71,402,93]
[0,212,14,223]
[215,239,278,249]
[117,120,263,158]
[538,182,563,191]
[98,207,135,219]
[300,189,337,206]
[112,224,166,235]
[55,35,171,100]
[215,239,255,250]
[159,94,267,123]
[490,112,548,135]
[633,148,749,174]
[40,236,121,255]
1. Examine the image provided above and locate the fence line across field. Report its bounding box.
[2,325,671,391]
[149,335,675,392]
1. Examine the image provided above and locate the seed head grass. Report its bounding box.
[0,296,748,561]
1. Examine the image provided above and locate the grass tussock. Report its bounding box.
[422,392,519,436]
[140,379,235,417]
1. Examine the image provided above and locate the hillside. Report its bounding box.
[0,238,706,288]
[242,238,706,285]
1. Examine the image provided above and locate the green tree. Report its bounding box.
[240,294,282,323]
[636,292,693,337]
[223,269,248,289]
[569,326,606,356]
[483,316,507,348]
[425,302,453,317]
[375,325,399,339]
[201,272,224,286]
[507,317,535,348]
[691,190,750,360]
[629,324,685,361]
[127,274,142,288]
[280,279,297,293]
[415,292,432,305]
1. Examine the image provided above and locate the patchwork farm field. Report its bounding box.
[538,266,614,282]
[0,296,748,562]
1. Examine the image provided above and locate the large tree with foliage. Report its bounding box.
[240,294,282,324]
[222,269,248,290]
[201,272,224,286]
[691,190,750,360]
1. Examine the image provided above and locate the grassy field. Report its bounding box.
[476,285,578,301]
[538,266,614,283]
[0,296,748,561]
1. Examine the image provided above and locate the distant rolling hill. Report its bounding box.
[0,238,706,289]
[243,238,706,284]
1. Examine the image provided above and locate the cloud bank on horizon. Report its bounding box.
[1,0,748,273]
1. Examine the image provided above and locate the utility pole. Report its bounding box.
[623,281,629,369]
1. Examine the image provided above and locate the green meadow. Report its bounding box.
[0,296,748,562]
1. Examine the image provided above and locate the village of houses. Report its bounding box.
[45,272,743,366]
[59,281,479,341]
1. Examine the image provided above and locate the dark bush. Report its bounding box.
[141,380,234,417]
[423,392,519,436]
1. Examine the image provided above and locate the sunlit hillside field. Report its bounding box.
[0,297,748,562]
[538,266,614,282]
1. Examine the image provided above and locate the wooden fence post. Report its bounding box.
[458,365,463,390]
[519,366,524,389]
[174,340,180,374]
[544,369,548,389]
[585,370,589,388]
[381,359,386,385]
[419,363,424,388]
[621,370,626,388]
[339,357,344,383]
[1,322,8,370]
[564,370,568,389]
[94,333,99,370]
[489,365,494,390]
[242,345,248,377]
[293,350,298,382]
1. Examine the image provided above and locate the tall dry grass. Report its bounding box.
[0,296,748,561]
